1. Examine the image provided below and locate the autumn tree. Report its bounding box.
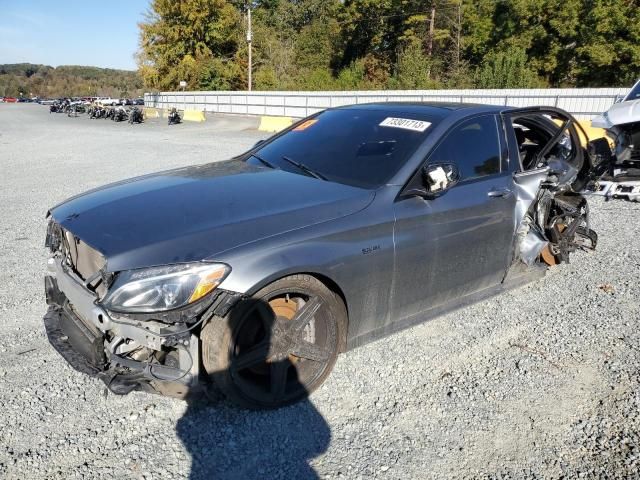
[138,0,243,91]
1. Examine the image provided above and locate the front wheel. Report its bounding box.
[201,275,346,409]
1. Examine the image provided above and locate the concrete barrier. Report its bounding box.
[258,116,293,132]
[183,109,206,122]
[143,107,161,118]
[144,107,206,122]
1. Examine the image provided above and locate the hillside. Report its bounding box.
[0,64,144,98]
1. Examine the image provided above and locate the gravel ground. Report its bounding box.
[1,103,639,479]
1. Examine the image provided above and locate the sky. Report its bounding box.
[0,0,149,70]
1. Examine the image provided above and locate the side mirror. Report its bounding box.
[614,95,625,104]
[422,163,460,198]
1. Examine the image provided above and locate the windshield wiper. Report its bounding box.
[281,156,328,181]
[251,154,277,169]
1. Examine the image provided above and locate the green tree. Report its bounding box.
[388,43,441,89]
[133,0,639,92]
[138,0,242,90]
[475,46,544,88]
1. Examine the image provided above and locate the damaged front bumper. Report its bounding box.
[44,256,240,397]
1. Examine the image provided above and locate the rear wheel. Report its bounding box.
[201,275,346,409]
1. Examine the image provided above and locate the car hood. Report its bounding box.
[50,159,374,272]
[592,99,640,128]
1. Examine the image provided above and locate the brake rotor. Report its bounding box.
[540,246,558,266]
[541,223,566,266]
[268,296,301,364]
[268,297,298,321]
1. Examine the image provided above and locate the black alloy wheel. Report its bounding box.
[201,275,346,409]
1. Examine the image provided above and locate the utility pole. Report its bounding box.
[247,4,252,92]
[455,2,462,69]
[427,6,436,78]
[427,6,435,59]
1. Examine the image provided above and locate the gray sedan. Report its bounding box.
[43,103,608,409]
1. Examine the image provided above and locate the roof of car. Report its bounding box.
[335,101,505,118]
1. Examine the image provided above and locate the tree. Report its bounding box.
[475,46,544,88]
[138,0,242,91]
[0,64,143,98]
[134,0,638,91]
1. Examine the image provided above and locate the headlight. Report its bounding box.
[102,263,230,313]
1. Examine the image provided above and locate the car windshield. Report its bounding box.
[248,108,438,189]
[625,81,640,101]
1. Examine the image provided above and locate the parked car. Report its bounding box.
[133,98,144,106]
[44,103,611,409]
[591,79,640,201]
[95,97,119,106]
[39,99,56,105]
[3,97,17,103]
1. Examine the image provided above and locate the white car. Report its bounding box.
[591,79,640,201]
[95,97,119,106]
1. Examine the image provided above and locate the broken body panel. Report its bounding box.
[43,103,610,398]
[591,97,640,201]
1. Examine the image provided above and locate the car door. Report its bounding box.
[391,114,516,321]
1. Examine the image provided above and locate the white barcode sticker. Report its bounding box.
[379,117,431,132]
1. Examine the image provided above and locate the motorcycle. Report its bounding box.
[67,103,85,117]
[89,105,105,119]
[113,107,128,122]
[129,107,144,124]
[167,107,181,125]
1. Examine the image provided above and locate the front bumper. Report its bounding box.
[43,258,207,397]
[44,304,105,376]
[43,303,163,395]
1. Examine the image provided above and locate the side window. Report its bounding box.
[428,115,501,181]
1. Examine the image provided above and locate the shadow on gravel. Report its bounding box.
[176,298,331,480]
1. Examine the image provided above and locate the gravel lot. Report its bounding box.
[1,103,639,479]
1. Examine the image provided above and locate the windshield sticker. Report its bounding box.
[293,119,318,131]
[379,117,431,132]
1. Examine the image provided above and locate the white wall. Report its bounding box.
[145,88,629,120]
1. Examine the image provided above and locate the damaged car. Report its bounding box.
[44,103,611,409]
[590,79,640,201]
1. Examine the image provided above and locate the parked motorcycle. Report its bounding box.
[89,105,105,119]
[168,107,181,125]
[129,107,144,124]
[67,103,85,117]
[113,107,128,122]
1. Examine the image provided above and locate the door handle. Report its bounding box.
[487,188,512,198]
